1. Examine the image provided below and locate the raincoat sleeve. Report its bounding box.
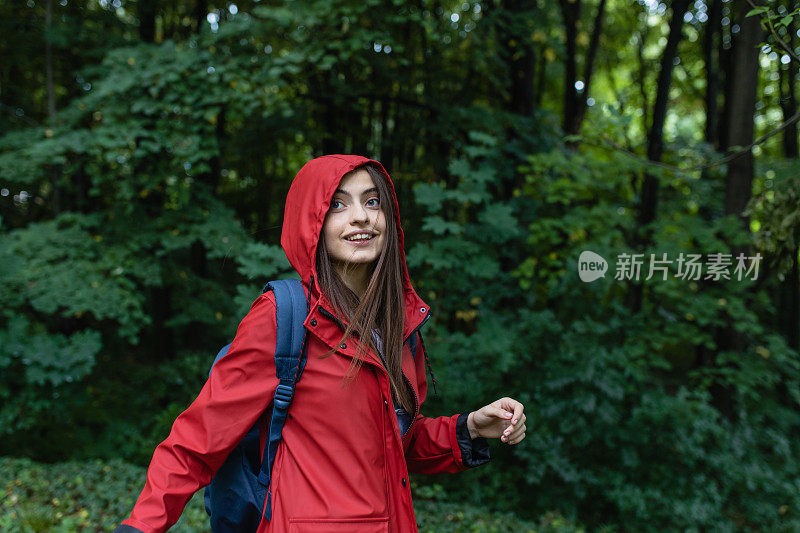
[404,412,490,474]
[114,294,279,533]
[402,335,490,474]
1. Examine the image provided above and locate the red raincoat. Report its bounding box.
[116,155,489,533]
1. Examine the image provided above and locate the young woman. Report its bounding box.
[115,155,527,533]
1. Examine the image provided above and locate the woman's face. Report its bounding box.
[322,168,387,269]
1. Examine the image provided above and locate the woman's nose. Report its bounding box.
[350,203,369,224]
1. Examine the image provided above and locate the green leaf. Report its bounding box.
[421,215,463,235]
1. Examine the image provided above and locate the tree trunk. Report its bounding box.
[492,0,537,116]
[778,3,799,351]
[256,135,274,239]
[198,107,226,194]
[638,0,690,226]
[645,0,690,164]
[780,15,798,158]
[708,1,765,421]
[193,0,208,34]
[45,0,60,214]
[379,98,393,165]
[567,0,608,137]
[703,0,722,147]
[45,0,55,120]
[626,0,690,314]
[510,41,535,116]
[699,0,722,221]
[559,0,580,137]
[780,247,800,351]
[717,16,734,151]
[534,49,546,109]
[150,286,175,359]
[636,30,651,141]
[138,0,157,42]
[312,71,346,155]
[723,8,763,224]
[350,97,369,157]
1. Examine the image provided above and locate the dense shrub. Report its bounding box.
[409,134,800,530]
[0,457,569,532]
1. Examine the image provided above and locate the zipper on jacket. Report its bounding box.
[400,308,431,440]
[400,371,419,441]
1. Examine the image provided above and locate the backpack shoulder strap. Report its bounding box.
[208,280,308,377]
[258,278,308,521]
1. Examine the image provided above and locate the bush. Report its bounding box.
[0,457,208,532]
[0,457,565,532]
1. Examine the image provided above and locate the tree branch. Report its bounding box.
[582,107,800,173]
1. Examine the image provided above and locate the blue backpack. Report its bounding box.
[203,279,309,532]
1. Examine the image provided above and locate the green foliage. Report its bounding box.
[0,315,100,387]
[511,146,800,530]
[2,1,800,531]
[0,457,554,533]
[751,157,800,274]
[746,4,800,34]
[406,127,552,515]
[0,457,209,532]
[404,125,800,530]
[233,241,296,317]
[0,214,150,341]
[0,27,263,460]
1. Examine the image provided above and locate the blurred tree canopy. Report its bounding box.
[1,0,800,530]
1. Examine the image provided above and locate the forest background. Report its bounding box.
[2,0,800,531]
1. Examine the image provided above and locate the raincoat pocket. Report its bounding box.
[288,516,389,532]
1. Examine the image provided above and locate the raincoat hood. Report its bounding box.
[281,154,428,337]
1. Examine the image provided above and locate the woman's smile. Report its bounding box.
[343,231,378,245]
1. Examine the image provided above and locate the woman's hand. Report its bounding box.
[467,397,526,445]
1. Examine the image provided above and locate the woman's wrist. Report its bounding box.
[467,411,479,439]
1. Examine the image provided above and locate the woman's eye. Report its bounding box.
[365,198,380,207]
[331,200,344,209]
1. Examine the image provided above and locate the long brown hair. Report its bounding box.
[315,164,414,414]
